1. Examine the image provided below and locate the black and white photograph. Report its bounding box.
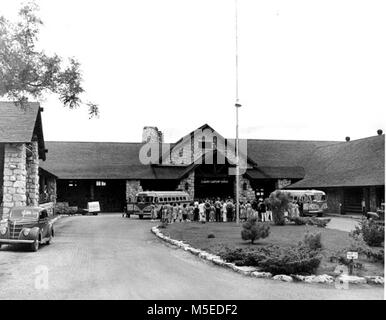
[0,0,385,305]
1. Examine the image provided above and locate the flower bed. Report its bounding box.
[162,222,384,277]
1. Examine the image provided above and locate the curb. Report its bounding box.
[151,226,384,286]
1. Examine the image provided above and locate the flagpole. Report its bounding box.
[235,0,241,224]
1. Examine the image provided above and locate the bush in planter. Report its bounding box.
[267,190,290,225]
[241,217,270,244]
[303,231,322,250]
[350,218,384,247]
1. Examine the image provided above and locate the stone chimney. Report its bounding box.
[142,127,163,143]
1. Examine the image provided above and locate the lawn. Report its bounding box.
[163,222,384,277]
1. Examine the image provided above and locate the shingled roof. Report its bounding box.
[0,101,46,160]
[40,126,384,187]
[40,141,186,180]
[288,134,385,188]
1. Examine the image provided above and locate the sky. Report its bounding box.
[1,0,385,143]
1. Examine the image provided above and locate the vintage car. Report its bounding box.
[0,206,54,252]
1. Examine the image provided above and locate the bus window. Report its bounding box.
[172,197,176,201]
[154,197,159,203]
[167,197,172,202]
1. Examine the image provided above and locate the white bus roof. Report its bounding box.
[281,189,326,195]
[136,191,190,197]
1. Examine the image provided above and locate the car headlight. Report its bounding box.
[23,228,31,236]
[0,227,7,235]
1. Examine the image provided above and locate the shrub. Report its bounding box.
[158,222,168,229]
[351,218,384,247]
[307,217,330,228]
[257,245,322,275]
[303,231,323,250]
[241,217,270,244]
[289,216,307,225]
[267,190,290,226]
[220,245,322,275]
[208,233,215,239]
[289,216,330,228]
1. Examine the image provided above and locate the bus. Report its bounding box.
[124,191,191,219]
[280,189,328,216]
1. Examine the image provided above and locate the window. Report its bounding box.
[96,181,106,187]
[179,148,184,157]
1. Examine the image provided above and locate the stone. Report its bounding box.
[251,271,273,279]
[337,275,367,284]
[303,275,334,284]
[234,266,258,274]
[273,275,293,282]
[3,194,12,202]
[365,276,384,285]
[13,194,26,202]
[7,187,15,194]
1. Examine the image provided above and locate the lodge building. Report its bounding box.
[1,102,385,217]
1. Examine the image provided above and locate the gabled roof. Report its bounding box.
[0,101,46,160]
[288,134,385,188]
[165,123,257,166]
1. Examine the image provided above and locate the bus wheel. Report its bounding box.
[139,215,144,220]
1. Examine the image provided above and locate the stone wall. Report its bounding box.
[235,176,255,203]
[176,171,195,200]
[142,127,163,143]
[26,140,39,206]
[126,180,143,203]
[1,143,27,218]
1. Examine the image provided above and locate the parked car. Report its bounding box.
[0,206,54,252]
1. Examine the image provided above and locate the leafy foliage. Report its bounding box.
[289,216,330,228]
[267,190,289,225]
[350,218,384,247]
[303,231,322,250]
[220,245,322,275]
[241,217,270,244]
[330,238,384,265]
[0,2,97,117]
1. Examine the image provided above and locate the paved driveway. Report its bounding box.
[0,214,383,299]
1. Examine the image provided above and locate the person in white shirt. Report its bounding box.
[198,201,206,223]
[222,201,227,222]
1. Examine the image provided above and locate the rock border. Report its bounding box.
[151,226,384,286]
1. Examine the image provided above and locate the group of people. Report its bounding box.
[155,197,274,224]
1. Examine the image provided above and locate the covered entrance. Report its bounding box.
[57,179,126,212]
[194,163,235,200]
